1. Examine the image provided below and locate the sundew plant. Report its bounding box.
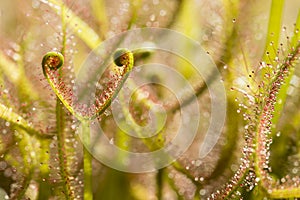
[0,0,300,199]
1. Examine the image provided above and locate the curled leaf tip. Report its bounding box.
[113,48,134,69]
[42,51,64,71]
[41,48,134,121]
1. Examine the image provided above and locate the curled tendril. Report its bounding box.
[42,48,134,121]
[113,48,134,68]
[42,51,64,72]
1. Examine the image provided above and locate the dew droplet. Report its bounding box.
[109,138,114,145]
[159,10,166,16]
[195,160,202,166]
[282,26,286,32]
[150,14,156,22]
[200,189,206,195]
[0,161,7,170]
[4,168,12,177]
[71,124,76,130]
[292,168,298,174]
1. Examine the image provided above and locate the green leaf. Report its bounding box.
[0,51,39,101]
[42,49,134,121]
[0,103,44,138]
[262,0,285,64]
[41,0,102,49]
[271,10,300,135]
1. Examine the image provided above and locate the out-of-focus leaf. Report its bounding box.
[40,0,101,49]
[0,51,38,100]
[0,103,42,137]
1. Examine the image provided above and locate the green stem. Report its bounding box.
[291,10,300,47]
[127,0,142,29]
[12,129,34,200]
[15,168,34,200]
[42,0,102,49]
[0,51,39,101]
[207,98,240,180]
[223,168,250,200]
[156,169,164,200]
[165,168,185,200]
[0,103,49,138]
[271,10,300,134]
[82,120,93,200]
[262,0,285,64]
[54,8,73,199]
[254,43,300,190]
[56,99,73,200]
[269,188,300,198]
